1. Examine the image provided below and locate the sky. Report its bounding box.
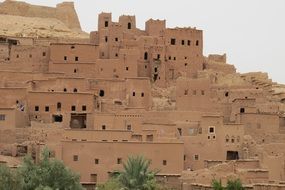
[1,0,285,84]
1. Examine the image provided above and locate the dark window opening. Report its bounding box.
[177,128,182,136]
[71,105,76,111]
[117,158,122,164]
[145,65,147,69]
[64,88,67,92]
[115,37,118,41]
[163,160,167,165]
[73,88,78,93]
[133,92,136,96]
[42,52,46,57]
[181,40,185,45]
[73,155,78,161]
[105,21,109,27]
[115,53,118,57]
[70,113,87,129]
[127,125,132,131]
[64,56,67,61]
[171,38,176,45]
[99,90,105,97]
[144,52,148,60]
[225,92,229,97]
[74,69,77,73]
[57,102,61,111]
[187,40,191,46]
[194,155,199,160]
[153,74,158,82]
[196,40,199,46]
[154,67,158,73]
[102,125,106,130]
[185,63,188,66]
[240,108,245,113]
[95,159,99,164]
[75,56,79,61]
[0,114,6,121]
[141,92,144,97]
[35,106,39,112]
[45,106,49,112]
[174,57,176,60]
[105,36,108,42]
[82,105,86,111]
[157,54,160,59]
[126,67,129,71]
[201,90,205,95]
[169,56,171,60]
[16,54,19,58]
[128,22,132,29]
[184,90,188,95]
[227,151,239,160]
[53,115,63,123]
[209,127,214,133]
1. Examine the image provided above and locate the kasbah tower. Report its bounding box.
[0,0,285,189]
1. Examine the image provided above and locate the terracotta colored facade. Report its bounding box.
[0,7,285,190]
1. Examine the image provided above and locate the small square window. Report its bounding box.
[127,125,132,131]
[126,67,129,71]
[132,92,136,96]
[115,53,118,57]
[42,52,46,57]
[102,125,106,130]
[75,57,79,61]
[117,158,122,164]
[170,38,176,45]
[196,40,199,46]
[95,159,99,164]
[35,106,39,112]
[194,155,199,160]
[71,106,76,111]
[16,54,19,58]
[45,106,49,112]
[201,90,205,95]
[115,37,118,41]
[105,36,108,42]
[181,40,185,45]
[168,56,171,60]
[0,114,6,121]
[209,127,214,133]
[73,155,78,161]
[141,92,145,97]
[163,160,167,165]
[187,40,191,46]
[105,21,109,27]
[64,56,67,61]
[82,105,87,111]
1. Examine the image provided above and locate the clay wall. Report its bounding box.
[60,140,184,183]
[0,88,27,108]
[145,19,166,37]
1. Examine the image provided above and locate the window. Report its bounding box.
[181,40,185,45]
[35,106,39,112]
[16,54,19,58]
[75,56,79,61]
[45,106,49,112]
[157,54,160,59]
[102,125,106,130]
[187,40,191,46]
[144,52,148,60]
[185,63,188,66]
[231,137,235,143]
[201,90,205,95]
[105,36,108,42]
[174,57,176,60]
[82,105,86,111]
[128,22,132,29]
[115,37,118,41]
[99,90,105,97]
[240,108,245,113]
[115,53,118,57]
[64,56,67,61]
[71,46,75,49]
[145,65,147,69]
[73,155,78,161]
[73,88,78,93]
[209,127,215,133]
[226,135,229,143]
[42,52,46,57]
[194,155,199,160]
[0,114,5,121]
[170,38,176,45]
[196,40,199,46]
[117,158,122,164]
[57,102,61,111]
[71,105,76,111]
[105,21,109,27]
[127,125,132,131]
[74,69,77,73]
[132,91,136,96]
[141,92,144,97]
[163,160,167,165]
[184,90,188,95]
[225,92,229,97]
[154,67,158,72]
[126,67,129,71]
[95,159,99,164]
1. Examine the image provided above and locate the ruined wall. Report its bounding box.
[0,0,81,31]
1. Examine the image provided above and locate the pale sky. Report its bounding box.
[1,0,285,84]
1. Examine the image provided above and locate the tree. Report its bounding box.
[97,178,123,190]
[118,155,158,190]
[226,179,244,190]
[0,164,22,190]
[212,179,224,190]
[19,147,84,190]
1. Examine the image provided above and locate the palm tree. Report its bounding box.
[212,179,224,190]
[226,179,244,190]
[118,155,158,190]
